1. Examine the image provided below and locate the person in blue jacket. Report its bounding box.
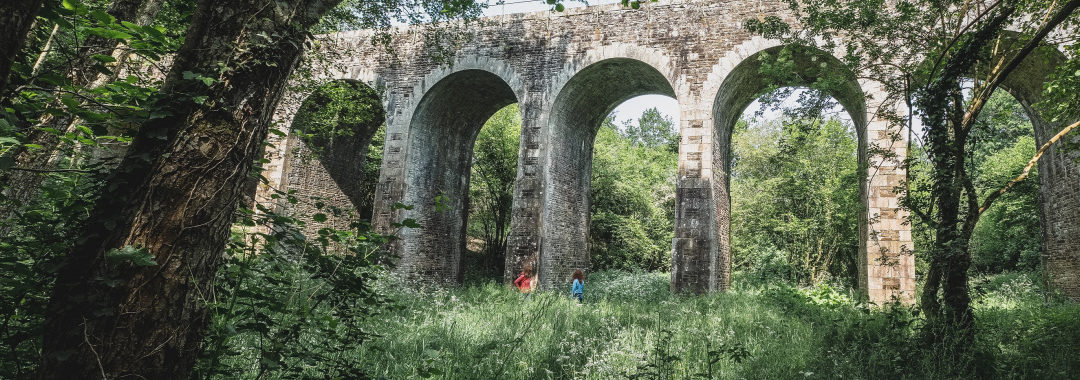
[571,269,584,303]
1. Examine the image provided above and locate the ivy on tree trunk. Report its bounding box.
[0,0,44,98]
[38,0,341,377]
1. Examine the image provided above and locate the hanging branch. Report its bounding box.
[960,0,1080,133]
[979,118,1080,214]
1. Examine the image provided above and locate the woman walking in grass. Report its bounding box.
[514,261,535,296]
[571,269,584,303]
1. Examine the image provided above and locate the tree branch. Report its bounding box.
[979,118,1079,214]
[961,0,1080,132]
[924,0,1006,91]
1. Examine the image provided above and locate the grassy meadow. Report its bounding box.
[349,271,1080,379]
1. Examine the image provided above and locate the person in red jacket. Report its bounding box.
[514,261,535,295]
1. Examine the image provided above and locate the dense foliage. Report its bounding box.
[589,111,678,272]
[349,270,1080,378]
[466,104,521,279]
[730,116,860,287]
[745,1,1080,359]
[195,202,396,378]
[0,0,1074,377]
[967,91,1042,273]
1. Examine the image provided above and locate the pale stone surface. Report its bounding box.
[256,0,1080,303]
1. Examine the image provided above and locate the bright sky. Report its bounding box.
[607,91,854,134]
[482,0,619,17]
[608,95,680,127]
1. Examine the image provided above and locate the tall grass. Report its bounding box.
[352,270,1079,379]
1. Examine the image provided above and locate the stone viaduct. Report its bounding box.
[256,0,1080,304]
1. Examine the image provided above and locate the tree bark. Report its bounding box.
[915,5,1014,335]
[0,0,43,98]
[38,0,340,377]
[920,0,1080,332]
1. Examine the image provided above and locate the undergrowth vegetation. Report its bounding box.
[351,271,1079,379]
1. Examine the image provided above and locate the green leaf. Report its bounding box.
[59,96,81,111]
[86,27,132,41]
[62,0,78,10]
[555,3,565,12]
[91,54,117,63]
[105,245,157,267]
[313,213,328,222]
[89,9,114,25]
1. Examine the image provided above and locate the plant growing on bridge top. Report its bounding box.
[292,80,384,146]
[746,0,1080,370]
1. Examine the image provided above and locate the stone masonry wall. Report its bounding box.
[257,0,1080,302]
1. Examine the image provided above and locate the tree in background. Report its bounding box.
[466,104,520,279]
[730,116,860,287]
[909,89,1042,274]
[966,91,1041,273]
[623,107,679,153]
[0,0,44,97]
[748,0,1080,352]
[590,111,677,271]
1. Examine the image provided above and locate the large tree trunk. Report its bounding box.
[38,0,340,377]
[0,0,42,98]
[0,0,165,230]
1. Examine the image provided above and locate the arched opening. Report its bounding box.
[589,96,680,272]
[397,69,519,285]
[464,104,522,284]
[956,87,1041,274]
[279,79,386,236]
[711,45,877,296]
[989,44,1080,299]
[729,89,861,289]
[540,58,677,288]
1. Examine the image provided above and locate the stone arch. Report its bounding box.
[704,44,883,296]
[276,79,387,236]
[534,56,678,289]
[258,68,389,219]
[392,67,520,286]
[970,37,1079,299]
[547,43,680,102]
